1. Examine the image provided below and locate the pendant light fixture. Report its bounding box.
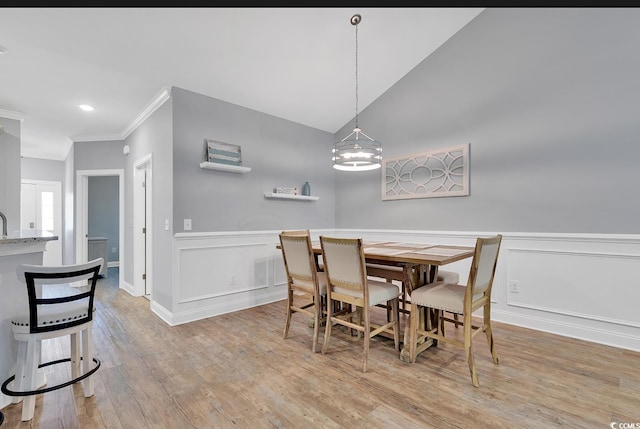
[332,14,382,171]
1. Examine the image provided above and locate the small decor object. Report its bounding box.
[302,181,311,196]
[274,187,298,195]
[206,140,242,166]
[382,143,470,200]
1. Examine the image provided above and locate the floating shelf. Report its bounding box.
[200,161,251,173]
[264,193,319,201]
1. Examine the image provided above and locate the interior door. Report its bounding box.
[21,180,62,266]
[134,162,150,297]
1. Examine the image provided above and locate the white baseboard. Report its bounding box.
[120,279,139,297]
[492,308,640,353]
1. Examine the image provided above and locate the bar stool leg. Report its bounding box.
[21,338,39,421]
[71,332,80,380]
[81,328,95,396]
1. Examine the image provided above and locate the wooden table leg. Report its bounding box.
[400,263,438,362]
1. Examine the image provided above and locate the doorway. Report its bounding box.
[76,169,124,288]
[20,180,62,266]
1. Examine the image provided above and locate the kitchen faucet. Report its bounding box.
[0,210,7,236]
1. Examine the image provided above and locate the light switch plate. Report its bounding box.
[184,219,192,231]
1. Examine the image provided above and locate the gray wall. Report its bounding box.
[0,118,21,234]
[172,87,335,233]
[124,100,173,309]
[72,140,125,264]
[63,148,74,264]
[88,176,119,262]
[74,141,125,171]
[334,8,640,234]
[21,157,65,183]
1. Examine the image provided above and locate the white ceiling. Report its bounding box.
[0,7,484,160]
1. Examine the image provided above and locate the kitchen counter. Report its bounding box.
[0,230,58,256]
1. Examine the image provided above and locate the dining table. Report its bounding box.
[306,239,475,362]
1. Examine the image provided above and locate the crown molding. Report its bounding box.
[121,86,172,139]
[0,109,25,121]
[70,133,124,143]
[68,86,172,143]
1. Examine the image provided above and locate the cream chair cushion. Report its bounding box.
[292,271,327,296]
[410,281,465,314]
[335,278,400,306]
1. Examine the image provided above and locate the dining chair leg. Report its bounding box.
[312,300,321,353]
[464,318,479,388]
[484,305,499,364]
[362,313,371,373]
[322,300,334,355]
[283,290,293,339]
[391,298,400,352]
[408,302,420,363]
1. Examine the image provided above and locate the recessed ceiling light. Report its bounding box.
[78,104,94,112]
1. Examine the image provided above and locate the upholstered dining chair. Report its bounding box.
[407,235,502,387]
[320,236,401,373]
[1,258,103,421]
[366,263,459,314]
[279,230,327,353]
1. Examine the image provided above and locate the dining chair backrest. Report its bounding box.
[16,258,103,335]
[279,230,317,290]
[465,235,502,311]
[319,236,367,297]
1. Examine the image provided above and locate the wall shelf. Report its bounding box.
[264,193,319,201]
[200,161,251,173]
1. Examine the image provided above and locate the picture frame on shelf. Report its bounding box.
[205,139,243,166]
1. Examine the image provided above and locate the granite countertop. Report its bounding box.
[0,230,58,245]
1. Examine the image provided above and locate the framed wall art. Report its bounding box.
[382,143,469,201]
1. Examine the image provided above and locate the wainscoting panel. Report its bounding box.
[507,248,640,328]
[162,230,640,351]
[177,243,270,303]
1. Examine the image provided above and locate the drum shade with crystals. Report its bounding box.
[332,14,382,172]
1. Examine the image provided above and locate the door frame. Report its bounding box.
[75,169,124,289]
[134,154,153,298]
[21,179,63,266]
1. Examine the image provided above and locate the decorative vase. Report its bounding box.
[302,181,311,196]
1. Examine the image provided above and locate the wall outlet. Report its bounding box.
[509,280,520,293]
[230,274,237,285]
[184,219,192,231]
[112,247,116,253]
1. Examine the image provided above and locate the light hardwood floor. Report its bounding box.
[2,267,639,428]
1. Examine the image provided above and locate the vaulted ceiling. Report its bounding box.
[0,7,484,160]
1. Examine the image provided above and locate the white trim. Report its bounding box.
[69,87,171,143]
[121,87,171,139]
[120,279,137,297]
[0,108,25,121]
[70,133,123,143]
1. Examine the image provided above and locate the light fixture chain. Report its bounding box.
[355,21,359,130]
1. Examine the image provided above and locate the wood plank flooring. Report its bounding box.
[2,267,639,428]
